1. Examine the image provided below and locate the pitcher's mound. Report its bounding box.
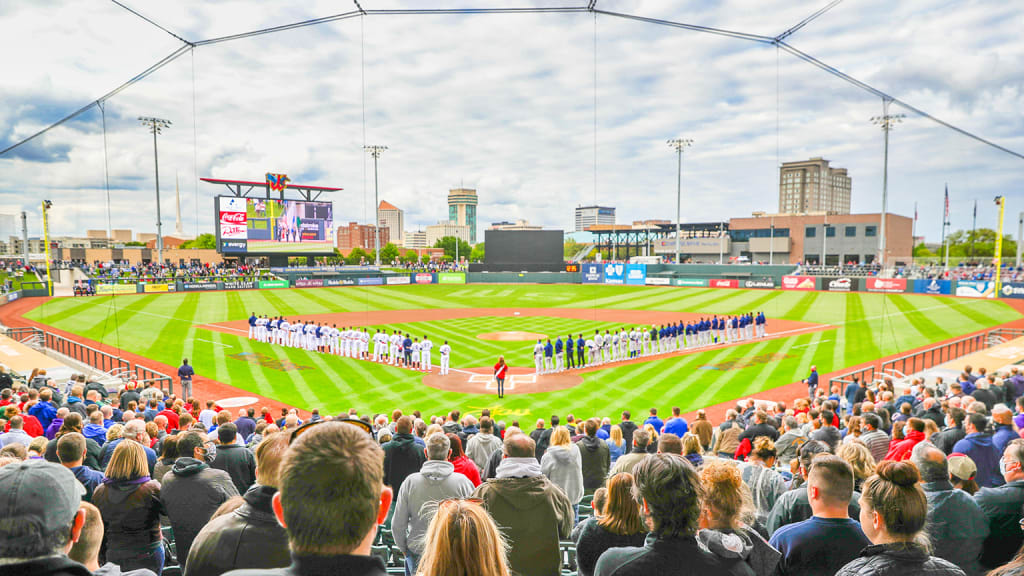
[478,331,548,341]
[423,366,582,395]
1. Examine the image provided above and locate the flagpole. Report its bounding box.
[912,201,917,249]
[970,199,977,263]
[942,184,950,271]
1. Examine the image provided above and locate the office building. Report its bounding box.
[426,220,472,247]
[778,157,851,214]
[111,230,133,243]
[575,205,615,232]
[489,220,542,231]
[336,222,390,255]
[378,200,404,246]
[404,230,427,249]
[447,188,478,243]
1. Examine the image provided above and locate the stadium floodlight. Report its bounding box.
[364,145,388,266]
[994,196,1006,294]
[41,200,53,296]
[870,106,905,272]
[667,138,694,265]
[139,116,172,265]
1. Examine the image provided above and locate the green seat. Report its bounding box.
[371,545,390,565]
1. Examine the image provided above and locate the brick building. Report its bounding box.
[336,222,389,256]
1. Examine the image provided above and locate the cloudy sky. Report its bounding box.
[2,0,1022,244]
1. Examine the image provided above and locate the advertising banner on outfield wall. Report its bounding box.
[645,277,671,286]
[415,273,434,285]
[913,279,952,295]
[183,282,220,291]
[386,276,411,285]
[818,277,860,292]
[143,283,172,293]
[295,279,323,288]
[675,278,708,287]
[781,276,816,291]
[258,280,290,289]
[744,279,775,289]
[323,278,356,287]
[866,278,908,293]
[603,263,626,285]
[625,263,647,285]
[358,277,384,286]
[581,263,604,284]
[956,280,995,298]
[97,284,138,295]
[709,279,738,289]
[438,273,466,284]
[223,281,256,290]
[1001,283,1024,299]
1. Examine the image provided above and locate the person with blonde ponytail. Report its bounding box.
[416,499,511,576]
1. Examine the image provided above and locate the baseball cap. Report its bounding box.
[948,452,977,481]
[0,460,82,537]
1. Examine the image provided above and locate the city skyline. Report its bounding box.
[2,1,1022,245]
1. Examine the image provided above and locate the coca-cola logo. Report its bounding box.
[220,212,246,224]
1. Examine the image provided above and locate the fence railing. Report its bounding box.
[830,328,1024,391]
[134,364,174,396]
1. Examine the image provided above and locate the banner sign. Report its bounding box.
[913,278,952,295]
[744,279,775,289]
[221,240,247,253]
[625,263,647,285]
[819,277,859,292]
[438,273,466,285]
[675,278,708,287]
[183,282,219,291]
[270,265,380,274]
[1000,283,1024,299]
[218,197,247,240]
[358,277,384,286]
[6,291,19,302]
[581,263,604,284]
[603,263,626,285]
[295,279,324,288]
[781,275,816,291]
[258,280,290,289]
[415,273,434,284]
[866,278,908,293]
[97,284,138,295]
[956,280,995,298]
[709,279,738,289]
[645,277,671,286]
[324,278,356,287]
[143,283,172,293]
[223,281,256,290]
[386,276,411,285]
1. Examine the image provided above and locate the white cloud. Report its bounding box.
[1,0,1022,245]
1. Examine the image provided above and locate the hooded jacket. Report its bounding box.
[922,480,989,576]
[71,465,106,502]
[465,431,503,473]
[28,400,57,430]
[699,526,781,576]
[976,479,1024,568]
[578,435,611,490]
[595,533,754,576]
[82,422,108,446]
[92,478,164,551]
[619,420,639,454]
[884,429,925,461]
[392,460,475,556]
[211,443,257,496]
[953,433,1001,488]
[185,484,291,576]
[541,444,584,504]
[472,468,573,576]
[382,432,426,496]
[161,457,240,566]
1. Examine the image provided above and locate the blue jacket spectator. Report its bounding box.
[28,396,58,430]
[643,410,663,433]
[662,410,689,437]
[953,414,1001,488]
[975,438,1024,570]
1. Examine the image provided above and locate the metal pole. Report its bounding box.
[20,212,28,265]
[42,202,52,297]
[676,147,681,264]
[719,221,724,264]
[879,116,889,271]
[995,196,1005,297]
[769,217,774,265]
[1016,211,1023,268]
[373,153,380,265]
[971,199,978,262]
[822,217,828,267]
[153,129,163,265]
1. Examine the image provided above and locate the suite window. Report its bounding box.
[805,227,816,238]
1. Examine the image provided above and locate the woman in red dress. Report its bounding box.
[494,356,508,399]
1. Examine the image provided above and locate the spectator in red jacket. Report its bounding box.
[447,433,482,487]
[884,418,926,462]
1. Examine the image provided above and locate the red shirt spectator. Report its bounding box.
[158,408,180,431]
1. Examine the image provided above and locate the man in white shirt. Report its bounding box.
[361,329,370,359]
[421,336,433,372]
[277,319,290,345]
[411,339,422,370]
[439,341,452,375]
[372,329,382,362]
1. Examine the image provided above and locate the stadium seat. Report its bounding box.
[371,545,390,566]
[560,540,578,573]
[579,494,594,506]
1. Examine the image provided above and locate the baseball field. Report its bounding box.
[20,284,1020,419]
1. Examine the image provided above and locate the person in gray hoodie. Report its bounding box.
[465,416,503,474]
[392,432,475,576]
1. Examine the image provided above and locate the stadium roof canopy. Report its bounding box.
[201,177,343,201]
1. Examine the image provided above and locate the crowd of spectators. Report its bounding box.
[6,363,1024,575]
[75,262,271,283]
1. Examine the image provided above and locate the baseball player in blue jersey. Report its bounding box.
[248,313,257,339]
[566,335,575,369]
[543,339,554,373]
[577,333,586,367]
[555,336,564,372]
[756,311,766,338]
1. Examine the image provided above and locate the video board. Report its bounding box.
[216,196,333,255]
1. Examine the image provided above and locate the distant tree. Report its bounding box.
[420,253,431,264]
[470,243,485,262]
[434,236,472,261]
[124,241,147,247]
[402,250,419,264]
[346,247,368,265]
[943,228,1017,260]
[913,243,936,258]
[564,238,582,259]
[180,233,216,250]
[380,242,400,263]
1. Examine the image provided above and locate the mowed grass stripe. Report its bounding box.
[785,291,821,320]
[723,289,784,316]
[936,297,1013,328]
[843,293,882,363]
[141,294,201,360]
[688,340,777,407]
[259,289,302,317]
[80,295,161,339]
[888,294,952,342]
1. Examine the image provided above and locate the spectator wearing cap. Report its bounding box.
[465,416,503,474]
[162,431,240,568]
[68,501,156,576]
[473,433,573,576]
[949,453,980,494]
[991,404,1017,455]
[211,422,257,495]
[0,414,33,447]
[0,459,91,576]
[222,421,394,576]
[186,432,291,576]
[976,438,1024,569]
[911,442,989,576]
[92,441,165,574]
[953,413,1001,488]
[57,432,105,502]
[594,454,753,576]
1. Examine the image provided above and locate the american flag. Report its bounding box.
[944,184,950,223]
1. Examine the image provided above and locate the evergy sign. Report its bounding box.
[219,197,247,239]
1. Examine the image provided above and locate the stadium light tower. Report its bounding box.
[42,200,53,297]
[667,138,694,265]
[994,196,1006,294]
[139,116,171,265]
[870,103,904,272]
[364,145,388,266]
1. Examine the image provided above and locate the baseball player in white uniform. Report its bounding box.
[533,339,544,373]
[411,338,422,370]
[371,330,381,361]
[360,329,370,359]
[420,335,432,371]
[586,335,597,365]
[610,330,620,362]
[389,331,400,365]
[439,340,451,375]
[642,326,651,356]
[593,331,604,365]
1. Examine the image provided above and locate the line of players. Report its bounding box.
[246,313,454,375]
[530,311,768,374]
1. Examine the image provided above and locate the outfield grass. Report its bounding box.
[23,285,1021,420]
